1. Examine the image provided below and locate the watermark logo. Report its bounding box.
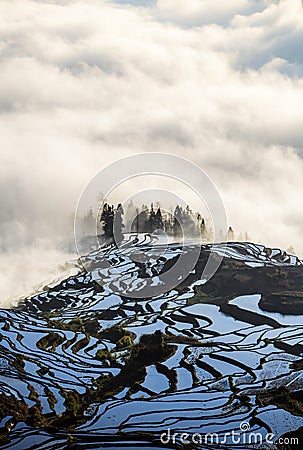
[160,422,275,446]
[159,422,299,447]
[74,153,227,298]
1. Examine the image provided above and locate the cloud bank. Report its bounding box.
[0,0,303,305]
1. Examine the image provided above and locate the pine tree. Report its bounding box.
[165,211,174,235]
[173,205,183,237]
[182,205,196,236]
[114,203,124,243]
[83,207,95,235]
[148,203,156,233]
[227,226,235,241]
[131,205,149,233]
[200,218,208,241]
[125,200,136,233]
[287,245,295,255]
[132,207,140,233]
[154,207,163,231]
[100,203,114,239]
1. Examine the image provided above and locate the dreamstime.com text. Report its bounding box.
[160,422,299,447]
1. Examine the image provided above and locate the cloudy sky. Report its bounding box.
[1,0,303,305]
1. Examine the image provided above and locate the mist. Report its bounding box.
[1,0,303,306]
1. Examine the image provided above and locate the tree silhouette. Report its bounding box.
[227,226,235,241]
[287,245,295,255]
[114,203,124,243]
[100,203,124,243]
[164,211,173,235]
[173,205,183,237]
[83,207,95,235]
[100,203,114,239]
[98,200,241,244]
[154,207,164,231]
[183,205,196,236]
[125,200,136,233]
[148,203,156,233]
[133,205,149,233]
[200,218,207,241]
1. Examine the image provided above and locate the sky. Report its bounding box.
[0,0,303,306]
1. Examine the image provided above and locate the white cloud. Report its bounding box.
[0,0,303,305]
[156,0,264,26]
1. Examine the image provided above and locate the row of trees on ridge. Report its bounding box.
[83,201,238,243]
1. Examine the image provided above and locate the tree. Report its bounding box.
[125,200,136,233]
[132,207,140,234]
[182,205,196,236]
[173,205,183,237]
[164,211,173,235]
[154,207,164,231]
[139,205,150,233]
[227,226,235,241]
[131,205,149,233]
[148,203,156,233]
[114,203,124,243]
[100,203,114,239]
[83,207,95,235]
[200,218,208,241]
[100,203,124,244]
[287,245,295,255]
